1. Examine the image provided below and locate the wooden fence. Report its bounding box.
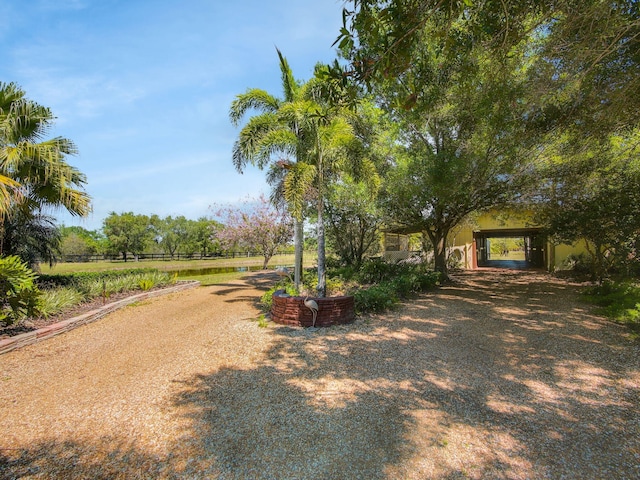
[58,251,294,263]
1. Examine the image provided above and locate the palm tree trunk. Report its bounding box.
[316,151,326,298]
[293,218,303,291]
[317,197,326,297]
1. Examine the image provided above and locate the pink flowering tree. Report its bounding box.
[216,195,293,269]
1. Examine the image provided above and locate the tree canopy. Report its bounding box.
[215,195,293,269]
[332,0,640,277]
[337,0,640,137]
[103,212,154,262]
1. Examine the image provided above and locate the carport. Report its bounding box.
[472,228,546,269]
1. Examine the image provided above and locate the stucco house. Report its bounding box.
[384,210,586,271]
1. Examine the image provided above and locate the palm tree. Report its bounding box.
[230,54,380,297]
[1,209,60,269]
[0,82,91,255]
[229,49,313,291]
[303,99,379,296]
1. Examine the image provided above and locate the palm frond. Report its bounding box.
[229,89,280,126]
[0,82,90,218]
[256,129,297,158]
[232,112,281,171]
[284,162,316,219]
[277,48,301,102]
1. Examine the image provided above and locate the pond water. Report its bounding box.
[175,265,267,277]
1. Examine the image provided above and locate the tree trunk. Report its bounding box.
[583,239,602,283]
[431,230,449,279]
[293,218,303,291]
[316,152,326,298]
[317,197,326,298]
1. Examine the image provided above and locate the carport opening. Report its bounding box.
[474,230,545,269]
[486,236,525,261]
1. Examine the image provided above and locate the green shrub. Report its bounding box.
[138,278,154,291]
[37,287,84,318]
[286,260,441,317]
[0,256,41,325]
[563,254,594,274]
[132,271,173,291]
[582,281,640,325]
[260,284,298,311]
[415,271,441,290]
[48,270,174,298]
[357,257,400,284]
[390,274,415,298]
[353,284,398,314]
[32,270,175,319]
[300,270,352,296]
[37,268,159,289]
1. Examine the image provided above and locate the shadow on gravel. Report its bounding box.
[0,438,172,478]
[210,272,277,298]
[210,272,277,308]
[2,270,638,479]
[171,365,407,479]
[167,270,639,478]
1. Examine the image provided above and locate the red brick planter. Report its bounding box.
[271,294,355,327]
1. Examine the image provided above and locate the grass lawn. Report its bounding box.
[489,250,526,261]
[41,253,316,275]
[40,253,318,287]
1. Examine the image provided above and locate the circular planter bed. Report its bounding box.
[271,292,355,327]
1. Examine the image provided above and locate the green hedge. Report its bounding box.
[353,269,441,315]
[300,259,441,316]
[37,268,159,288]
[35,269,175,319]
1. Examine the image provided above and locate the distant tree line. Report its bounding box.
[59,214,222,262]
[58,198,303,264]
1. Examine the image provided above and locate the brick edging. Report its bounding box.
[0,280,201,355]
[271,295,355,327]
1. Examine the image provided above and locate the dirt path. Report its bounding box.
[1,269,638,479]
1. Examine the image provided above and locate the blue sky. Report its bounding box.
[0,0,345,230]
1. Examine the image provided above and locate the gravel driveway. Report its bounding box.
[1,269,638,479]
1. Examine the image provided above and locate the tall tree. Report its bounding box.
[184,217,220,258]
[371,16,531,276]
[103,212,153,262]
[300,95,368,296]
[59,226,106,258]
[154,215,190,259]
[324,176,382,268]
[536,130,640,280]
[0,82,90,267]
[229,49,309,290]
[216,195,293,269]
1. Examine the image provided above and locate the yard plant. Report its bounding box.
[35,269,175,318]
[260,257,440,316]
[582,281,640,328]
